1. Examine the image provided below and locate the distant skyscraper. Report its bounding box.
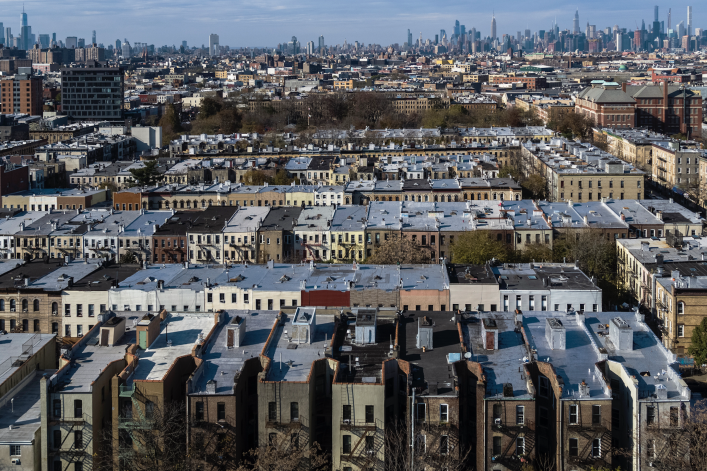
[0,23,3,45]
[78,38,85,48]
[318,35,325,53]
[454,20,460,37]
[38,34,49,48]
[668,9,671,30]
[208,33,219,56]
[6,28,12,47]
[573,9,580,34]
[491,13,497,41]
[654,6,659,22]
[115,39,121,51]
[407,29,412,47]
[92,30,96,45]
[66,36,77,49]
[19,6,30,50]
[687,6,693,36]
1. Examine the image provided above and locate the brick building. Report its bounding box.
[0,72,43,115]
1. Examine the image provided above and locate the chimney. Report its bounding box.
[545,318,566,350]
[656,210,663,220]
[481,318,499,350]
[655,383,668,400]
[416,315,434,350]
[157,280,164,289]
[621,82,627,93]
[609,317,633,351]
[227,315,247,348]
[355,309,378,345]
[578,381,590,398]
[206,380,217,394]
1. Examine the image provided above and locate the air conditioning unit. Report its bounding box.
[11,459,20,465]
[10,308,15,312]
[343,419,351,424]
[494,418,502,426]
[648,463,654,468]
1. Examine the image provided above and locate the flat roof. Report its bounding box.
[336,314,396,382]
[191,310,279,395]
[467,312,532,399]
[53,321,134,393]
[0,333,55,385]
[399,311,467,396]
[264,312,336,382]
[523,311,610,399]
[131,313,216,382]
[0,371,55,444]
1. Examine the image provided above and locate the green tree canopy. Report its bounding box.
[129,160,162,187]
[450,231,509,265]
[689,318,707,367]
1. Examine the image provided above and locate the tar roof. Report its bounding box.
[66,264,142,291]
[0,212,48,235]
[260,207,302,231]
[0,333,55,384]
[588,311,689,401]
[0,259,69,291]
[447,264,498,285]
[336,312,396,382]
[0,371,54,444]
[30,260,103,291]
[467,311,533,399]
[264,310,335,382]
[493,263,598,291]
[54,321,134,393]
[523,311,609,399]
[131,313,216,382]
[399,311,467,396]
[191,310,279,395]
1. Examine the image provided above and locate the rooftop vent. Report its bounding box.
[545,318,566,350]
[609,317,633,351]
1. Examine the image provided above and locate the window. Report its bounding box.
[670,406,679,426]
[53,399,61,418]
[290,402,299,422]
[365,435,374,452]
[516,405,524,425]
[678,302,685,315]
[440,435,449,454]
[493,436,502,455]
[74,430,83,448]
[216,402,226,421]
[539,376,549,398]
[343,405,351,422]
[539,407,549,428]
[195,402,204,421]
[647,439,655,460]
[647,405,656,425]
[268,402,276,421]
[569,404,578,424]
[417,403,426,421]
[592,405,601,425]
[591,438,601,458]
[678,324,685,337]
[365,405,374,423]
[493,403,501,420]
[516,436,525,455]
[10,445,20,456]
[569,438,578,457]
[342,435,352,454]
[440,404,448,422]
[612,408,620,428]
[74,400,82,418]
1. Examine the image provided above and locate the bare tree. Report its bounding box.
[384,419,472,471]
[367,234,433,264]
[234,435,329,471]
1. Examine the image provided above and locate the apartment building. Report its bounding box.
[257,207,302,263]
[651,140,704,194]
[0,72,43,116]
[186,310,280,466]
[61,63,124,121]
[294,205,335,262]
[522,139,646,203]
[258,308,337,461]
[222,206,269,263]
[118,210,172,263]
[185,206,239,264]
[628,83,703,139]
[0,333,56,471]
[330,206,367,262]
[41,316,130,471]
[112,311,220,467]
[593,127,666,171]
[332,310,401,471]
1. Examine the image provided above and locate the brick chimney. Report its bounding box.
[621,82,627,93]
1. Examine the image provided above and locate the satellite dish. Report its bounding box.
[464,352,472,359]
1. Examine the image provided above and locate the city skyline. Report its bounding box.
[0,1,704,48]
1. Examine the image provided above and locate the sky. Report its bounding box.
[0,1,704,48]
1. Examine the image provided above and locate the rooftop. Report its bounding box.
[131,313,216,382]
[191,310,279,395]
[0,333,55,385]
[0,371,54,445]
[264,310,335,382]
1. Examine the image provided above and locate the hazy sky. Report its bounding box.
[0,1,703,48]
